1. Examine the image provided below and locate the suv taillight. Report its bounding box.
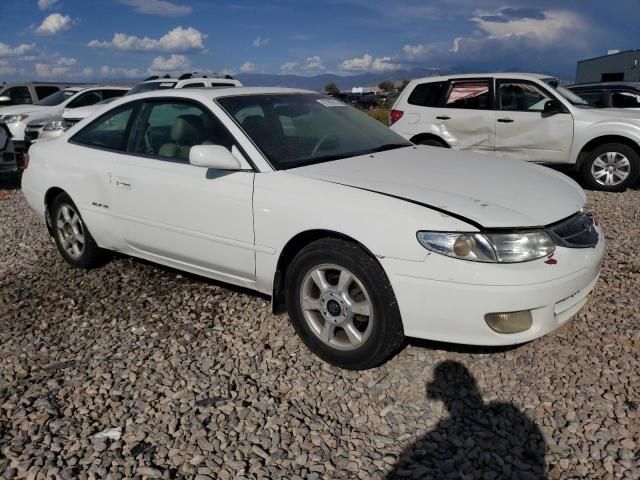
[22,152,30,170]
[389,109,404,125]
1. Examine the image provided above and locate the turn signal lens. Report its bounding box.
[485,310,533,333]
[22,152,29,169]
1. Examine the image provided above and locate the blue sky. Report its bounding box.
[0,0,638,82]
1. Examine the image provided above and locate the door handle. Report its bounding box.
[497,117,514,123]
[436,115,451,120]
[115,177,132,189]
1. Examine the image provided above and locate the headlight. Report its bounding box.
[42,120,66,132]
[1,114,29,123]
[417,231,555,263]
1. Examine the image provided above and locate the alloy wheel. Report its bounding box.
[591,151,631,187]
[56,204,85,259]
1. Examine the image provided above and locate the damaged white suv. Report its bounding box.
[391,73,640,191]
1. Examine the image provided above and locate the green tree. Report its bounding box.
[378,80,395,92]
[399,79,411,92]
[324,82,339,95]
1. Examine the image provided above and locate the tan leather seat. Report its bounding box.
[158,115,204,161]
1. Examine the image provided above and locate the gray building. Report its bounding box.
[576,50,640,83]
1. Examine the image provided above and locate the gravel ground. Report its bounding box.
[1,183,639,479]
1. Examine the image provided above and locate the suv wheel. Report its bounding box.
[51,193,104,268]
[581,143,639,191]
[285,238,405,370]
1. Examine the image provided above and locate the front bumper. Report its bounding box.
[382,231,605,346]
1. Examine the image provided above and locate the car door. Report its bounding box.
[66,102,140,250]
[113,98,256,281]
[494,79,574,163]
[427,78,495,151]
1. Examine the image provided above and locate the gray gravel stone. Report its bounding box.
[0,185,639,479]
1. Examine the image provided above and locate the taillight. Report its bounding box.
[22,152,30,169]
[389,109,404,125]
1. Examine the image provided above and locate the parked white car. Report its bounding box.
[22,88,605,369]
[69,73,243,123]
[391,73,640,191]
[0,86,128,174]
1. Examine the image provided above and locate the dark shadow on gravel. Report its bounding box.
[407,337,522,355]
[0,173,21,190]
[386,361,547,480]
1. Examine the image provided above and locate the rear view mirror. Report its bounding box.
[190,145,242,170]
[543,99,563,114]
[0,96,10,104]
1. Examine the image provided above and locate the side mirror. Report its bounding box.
[543,99,563,114]
[0,96,11,104]
[189,145,243,170]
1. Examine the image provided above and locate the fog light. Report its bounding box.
[485,310,532,333]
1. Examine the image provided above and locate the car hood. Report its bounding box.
[287,146,585,229]
[583,107,640,121]
[63,104,100,119]
[0,105,54,117]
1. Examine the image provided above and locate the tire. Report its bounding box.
[51,193,104,268]
[285,238,405,370]
[416,138,446,148]
[581,143,640,192]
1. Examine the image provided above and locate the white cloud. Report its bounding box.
[402,43,435,61]
[37,0,59,11]
[35,13,72,36]
[252,36,270,48]
[303,56,325,71]
[280,61,299,73]
[57,57,77,66]
[239,62,256,73]
[100,65,142,78]
[341,54,402,72]
[0,42,35,57]
[88,26,206,53]
[34,57,84,78]
[0,60,17,75]
[148,54,191,74]
[118,0,192,17]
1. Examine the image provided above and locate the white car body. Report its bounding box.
[22,87,604,352]
[391,73,640,189]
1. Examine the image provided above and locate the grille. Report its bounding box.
[546,212,598,248]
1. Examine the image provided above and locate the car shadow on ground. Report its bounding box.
[385,360,547,479]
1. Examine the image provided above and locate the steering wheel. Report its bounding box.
[311,133,339,157]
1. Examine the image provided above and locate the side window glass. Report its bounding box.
[101,89,127,100]
[611,91,640,108]
[2,86,33,105]
[182,82,205,88]
[445,81,490,109]
[130,102,234,162]
[72,105,135,151]
[499,81,552,112]
[574,91,604,108]
[67,91,102,109]
[35,86,60,100]
[407,82,445,107]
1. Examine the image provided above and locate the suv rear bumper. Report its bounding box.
[0,136,27,174]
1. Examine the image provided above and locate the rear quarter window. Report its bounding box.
[407,82,445,107]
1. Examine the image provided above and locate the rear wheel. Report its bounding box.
[285,238,404,370]
[51,193,103,268]
[581,143,639,191]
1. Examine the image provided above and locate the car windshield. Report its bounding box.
[217,93,412,169]
[126,81,177,96]
[36,89,76,106]
[542,78,592,108]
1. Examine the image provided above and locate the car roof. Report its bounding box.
[123,86,313,102]
[63,85,130,93]
[410,72,554,83]
[567,82,640,89]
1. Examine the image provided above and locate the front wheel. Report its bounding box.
[285,238,404,370]
[51,193,104,268]
[581,143,639,191]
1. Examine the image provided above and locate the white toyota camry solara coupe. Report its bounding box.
[22,87,605,369]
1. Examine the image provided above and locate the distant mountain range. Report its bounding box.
[234,67,456,92]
